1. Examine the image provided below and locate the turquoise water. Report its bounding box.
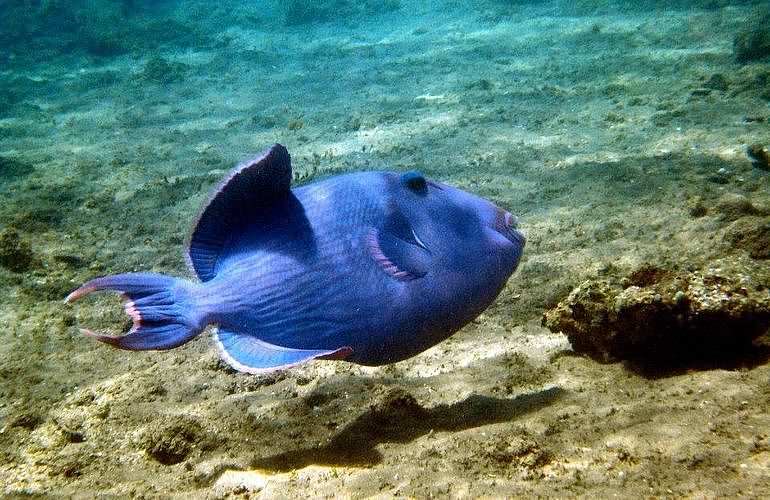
[1,1,769,496]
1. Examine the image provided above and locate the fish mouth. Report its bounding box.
[495,208,526,247]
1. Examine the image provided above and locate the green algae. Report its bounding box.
[734,7,770,63]
[0,228,35,273]
[140,56,190,84]
[0,155,34,181]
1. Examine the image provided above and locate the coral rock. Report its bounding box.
[543,267,770,367]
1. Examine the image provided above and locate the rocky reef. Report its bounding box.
[543,265,770,371]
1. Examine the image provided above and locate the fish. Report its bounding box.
[65,144,525,373]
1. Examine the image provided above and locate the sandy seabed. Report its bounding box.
[1,0,769,497]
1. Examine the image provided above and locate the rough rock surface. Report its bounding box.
[543,266,770,369]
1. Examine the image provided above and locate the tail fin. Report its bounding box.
[65,273,206,351]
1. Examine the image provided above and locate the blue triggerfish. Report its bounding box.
[66,144,525,373]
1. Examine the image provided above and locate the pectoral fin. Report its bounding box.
[366,209,431,281]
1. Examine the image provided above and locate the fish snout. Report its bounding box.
[494,207,526,247]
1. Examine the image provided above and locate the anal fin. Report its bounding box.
[214,329,352,374]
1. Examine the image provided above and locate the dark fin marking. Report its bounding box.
[186,144,292,282]
[214,328,352,373]
[65,273,204,351]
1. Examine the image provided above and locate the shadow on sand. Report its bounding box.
[251,385,564,470]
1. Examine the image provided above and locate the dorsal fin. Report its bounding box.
[186,144,292,281]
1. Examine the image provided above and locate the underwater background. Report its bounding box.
[1,0,769,496]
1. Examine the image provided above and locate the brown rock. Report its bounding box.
[715,193,763,221]
[542,267,770,368]
[687,196,708,217]
[726,217,770,260]
[748,143,770,170]
[141,415,209,465]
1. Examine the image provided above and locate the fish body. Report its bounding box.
[67,144,525,373]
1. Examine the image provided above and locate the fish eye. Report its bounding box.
[400,171,428,196]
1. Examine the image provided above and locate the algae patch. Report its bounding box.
[0,155,34,181]
[734,8,770,64]
[140,56,189,84]
[0,228,35,273]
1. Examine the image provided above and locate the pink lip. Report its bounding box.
[495,207,518,229]
[495,208,525,246]
[504,211,518,229]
